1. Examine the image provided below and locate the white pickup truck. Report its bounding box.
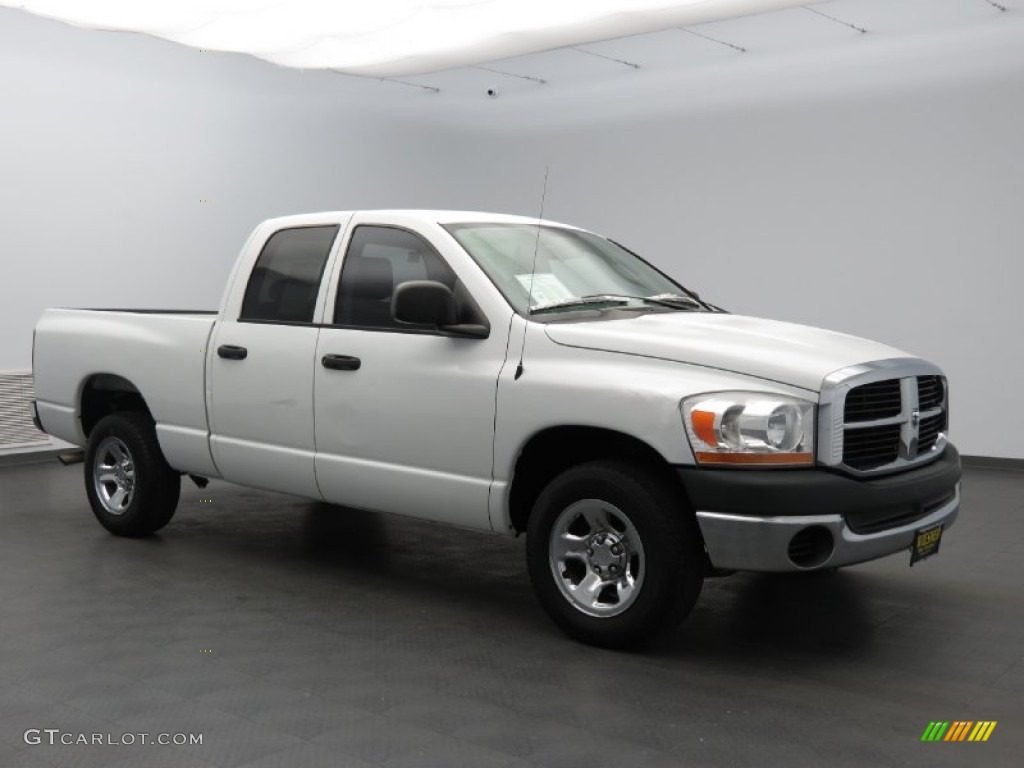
[33,210,961,647]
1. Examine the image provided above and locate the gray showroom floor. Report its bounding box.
[0,460,1021,768]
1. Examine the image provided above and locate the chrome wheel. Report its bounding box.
[549,499,645,617]
[92,436,136,516]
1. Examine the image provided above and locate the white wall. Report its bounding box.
[426,17,1024,460]
[3,7,1021,458]
[0,8,474,372]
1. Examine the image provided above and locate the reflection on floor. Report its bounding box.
[0,461,1021,768]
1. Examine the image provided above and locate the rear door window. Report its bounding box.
[240,225,339,323]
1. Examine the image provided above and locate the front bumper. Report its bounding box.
[679,446,961,572]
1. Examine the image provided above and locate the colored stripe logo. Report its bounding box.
[921,721,997,742]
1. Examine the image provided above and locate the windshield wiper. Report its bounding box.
[531,293,709,315]
[641,293,705,310]
[530,292,713,316]
[530,295,632,315]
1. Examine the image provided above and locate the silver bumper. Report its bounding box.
[696,483,960,572]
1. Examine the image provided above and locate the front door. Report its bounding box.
[313,224,509,530]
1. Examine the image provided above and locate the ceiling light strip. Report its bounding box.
[569,47,641,69]
[680,28,747,53]
[329,70,441,93]
[474,66,547,85]
[803,6,867,34]
[376,76,441,92]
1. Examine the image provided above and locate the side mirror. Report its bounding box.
[392,281,489,338]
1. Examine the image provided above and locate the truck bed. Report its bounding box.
[34,308,218,473]
[64,309,217,315]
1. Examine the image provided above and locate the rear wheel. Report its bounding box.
[85,412,180,537]
[526,460,704,648]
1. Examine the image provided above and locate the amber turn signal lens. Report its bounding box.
[695,452,813,466]
[691,409,718,447]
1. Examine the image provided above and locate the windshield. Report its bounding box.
[442,223,697,316]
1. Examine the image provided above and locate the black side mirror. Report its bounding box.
[392,281,489,338]
[392,280,456,325]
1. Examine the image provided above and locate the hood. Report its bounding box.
[543,312,911,392]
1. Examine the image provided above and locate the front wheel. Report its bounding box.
[84,412,181,537]
[526,460,704,648]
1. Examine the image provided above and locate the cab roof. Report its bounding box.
[261,209,577,229]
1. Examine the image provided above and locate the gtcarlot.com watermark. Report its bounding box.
[25,729,203,746]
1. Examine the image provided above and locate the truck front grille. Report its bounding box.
[822,361,949,476]
[843,379,902,423]
[918,412,946,453]
[917,375,944,411]
[843,423,901,471]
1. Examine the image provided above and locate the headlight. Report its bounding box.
[682,392,815,466]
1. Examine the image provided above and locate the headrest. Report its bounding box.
[350,257,393,300]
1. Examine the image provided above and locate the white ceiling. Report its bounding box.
[384,0,1023,100]
[2,0,1021,113]
[0,0,818,75]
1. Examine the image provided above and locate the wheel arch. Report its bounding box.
[507,425,694,535]
[79,373,153,437]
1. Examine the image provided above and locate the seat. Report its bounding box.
[345,256,395,328]
[277,279,316,322]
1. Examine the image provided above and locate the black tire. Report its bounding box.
[526,460,704,649]
[84,412,181,537]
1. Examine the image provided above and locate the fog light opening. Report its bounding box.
[788,525,834,569]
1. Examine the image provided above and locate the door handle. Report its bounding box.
[322,354,361,371]
[217,344,248,360]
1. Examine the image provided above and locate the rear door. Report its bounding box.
[209,221,344,497]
